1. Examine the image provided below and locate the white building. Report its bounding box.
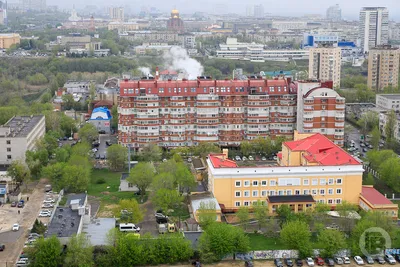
[376,94,400,112]
[272,21,307,32]
[359,7,389,53]
[0,115,45,165]
[326,4,342,21]
[379,111,400,142]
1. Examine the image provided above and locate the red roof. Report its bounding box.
[277,152,282,159]
[209,154,238,168]
[361,186,394,205]
[160,70,178,75]
[284,133,360,166]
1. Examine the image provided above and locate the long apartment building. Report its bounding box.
[207,132,398,218]
[118,77,345,149]
[368,45,400,91]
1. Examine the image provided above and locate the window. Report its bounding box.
[252,181,258,186]
[7,148,11,152]
[269,190,276,196]
[270,180,276,186]
[295,190,300,195]
[320,189,325,195]
[304,189,310,195]
[252,201,258,206]
[261,180,267,186]
[235,181,241,187]
[278,178,301,186]
[252,190,258,197]
[244,181,250,187]
[336,188,342,194]
[328,178,334,185]
[328,199,333,204]
[235,191,241,197]
[312,189,317,195]
[128,183,133,188]
[6,140,10,145]
[244,201,250,206]
[336,199,342,204]
[244,190,250,197]
[278,190,284,195]
[286,190,292,195]
[320,179,326,185]
[318,199,325,204]
[303,179,309,185]
[306,204,313,207]
[7,155,11,159]
[312,179,318,185]
[261,190,267,197]
[328,188,333,195]
[336,178,342,184]
[158,88,164,93]
[235,201,241,207]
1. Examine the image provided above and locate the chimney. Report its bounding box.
[222,149,228,160]
[155,66,159,80]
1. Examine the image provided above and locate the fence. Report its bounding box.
[233,249,351,261]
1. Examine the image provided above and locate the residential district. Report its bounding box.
[0,1,400,267]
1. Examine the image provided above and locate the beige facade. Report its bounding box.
[108,22,139,32]
[0,115,45,165]
[0,33,21,49]
[309,47,342,88]
[109,7,124,22]
[368,46,400,91]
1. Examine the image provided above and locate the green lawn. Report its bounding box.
[247,234,288,250]
[88,169,144,205]
[169,203,190,220]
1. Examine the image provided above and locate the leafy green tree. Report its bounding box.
[64,234,94,267]
[175,162,196,192]
[358,111,379,137]
[364,173,375,185]
[113,199,144,223]
[370,126,381,149]
[236,206,250,230]
[385,110,397,149]
[107,144,128,171]
[127,162,155,199]
[280,220,312,258]
[41,92,52,103]
[253,200,268,229]
[62,165,91,193]
[60,114,78,137]
[336,200,358,233]
[152,188,183,213]
[7,160,31,188]
[28,236,62,267]
[276,204,295,227]
[70,142,91,159]
[62,94,75,110]
[379,157,400,192]
[317,229,347,257]
[197,201,218,229]
[68,154,92,173]
[152,172,175,191]
[41,162,66,191]
[199,223,250,262]
[139,143,162,162]
[193,142,220,158]
[172,153,183,163]
[366,149,397,170]
[78,123,99,144]
[240,141,253,156]
[54,147,70,162]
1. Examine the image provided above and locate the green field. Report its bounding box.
[247,234,288,250]
[88,169,144,205]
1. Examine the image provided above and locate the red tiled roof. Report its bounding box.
[284,133,360,166]
[160,70,178,75]
[361,186,394,205]
[209,154,238,168]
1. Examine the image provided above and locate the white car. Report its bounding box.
[235,156,241,161]
[42,203,53,208]
[12,223,20,231]
[306,257,315,266]
[43,199,55,204]
[39,212,51,217]
[354,256,364,265]
[335,257,344,265]
[248,156,254,161]
[273,156,278,160]
[261,156,267,161]
[343,257,351,264]
[242,156,248,161]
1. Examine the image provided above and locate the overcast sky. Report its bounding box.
[54,0,400,20]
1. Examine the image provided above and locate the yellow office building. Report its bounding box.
[0,33,21,49]
[207,132,397,217]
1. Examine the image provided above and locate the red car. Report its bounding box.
[315,257,324,266]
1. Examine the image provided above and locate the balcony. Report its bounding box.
[334,135,344,140]
[304,123,313,128]
[304,106,314,110]
[335,117,344,121]
[335,122,344,127]
[336,104,345,109]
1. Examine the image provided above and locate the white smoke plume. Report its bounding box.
[138,67,151,76]
[163,46,204,80]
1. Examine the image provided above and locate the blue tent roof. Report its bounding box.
[90,107,112,120]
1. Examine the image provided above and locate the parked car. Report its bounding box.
[245,260,254,267]
[325,258,335,266]
[273,156,278,160]
[235,156,241,161]
[248,155,254,161]
[12,223,20,231]
[242,156,248,161]
[306,258,315,267]
[376,256,385,264]
[0,244,5,251]
[261,156,267,161]
[100,155,106,160]
[11,201,17,207]
[334,257,344,265]
[98,130,106,134]
[365,256,374,264]
[296,259,303,266]
[385,254,396,265]
[343,257,351,264]
[315,257,324,266]
[285,258,294,267]
[105,140,111,146]
[274,259,284,267]
[395,255,400,262]
[43,199,55,204]
[39,211,51,217]
[28,233,41,239]
[354,256,365,265]
[42,203,54,208]
[95,154,100,160]
[155,212,168,223]
[17,201,24,208]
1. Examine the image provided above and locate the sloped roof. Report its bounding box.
[361,186,394,205]
[284,133,359,166]
[89,107,112,120]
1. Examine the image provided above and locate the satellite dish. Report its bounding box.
[260,71,265,76]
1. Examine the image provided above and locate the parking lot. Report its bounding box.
[0,180,47,266]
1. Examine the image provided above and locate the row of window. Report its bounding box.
[235,188,342,197]
[235,178,343,187]
[234,198,342,207]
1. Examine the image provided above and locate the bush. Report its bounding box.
[96,178,106,184]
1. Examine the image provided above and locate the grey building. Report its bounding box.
[88,107,112,133]
[376,94,400,112]
[359,7,389,53]
[0,115,45,166]
[119,172,139,192]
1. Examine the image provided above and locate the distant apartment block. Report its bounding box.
[359,7,389,53]
[367,45,400,91]
[0,33,20,49]
[379,111,400,142]
[309,46,342,88]
[326,4,342,21]
[109,6,124,22]
[376,94,400,112]
[0,115,45,165]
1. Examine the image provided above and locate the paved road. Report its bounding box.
[0,180,47,266]
[138,200,158,236]
[0,228,23,243]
